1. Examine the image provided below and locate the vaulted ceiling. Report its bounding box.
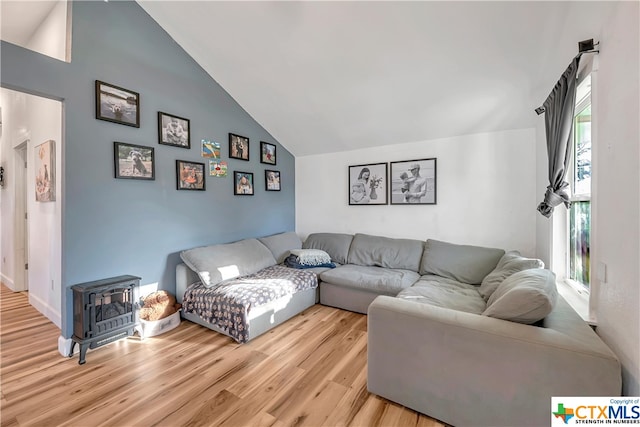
[3,1,616,157]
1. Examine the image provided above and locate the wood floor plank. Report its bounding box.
[0,283,445,427]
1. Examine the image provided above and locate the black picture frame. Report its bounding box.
[348,162,388,205]
[260,142,276,165]
[114,142,155,180]
[389,158,437,205]
[176,160,206,191]
[233,171,254,195]
[265,170,281,191]
[95,80,140,127]
[158,112,190,149]
[229,133,250,161]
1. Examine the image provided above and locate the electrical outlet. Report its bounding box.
[597,262,607,283]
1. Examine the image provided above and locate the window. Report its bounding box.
[568,75,591,289]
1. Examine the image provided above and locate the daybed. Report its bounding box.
[176,232,323,343]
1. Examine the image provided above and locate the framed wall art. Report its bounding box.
[229,133,249,161]
[260,142,276,165]
[95,80,140,127]
[114,141,155,180]
[265,170,281,191]
[176,160,206,191]
[348,162,388,205]
[234,171,254,195]
[159,112,190,148]
[35,140,55,202]
[390,158,437,205]
[201,140,220,158]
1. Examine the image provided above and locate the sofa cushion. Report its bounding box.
[303,233,354,265]
[319,265,420,296]
[347,233,424,272]
[479,251,545,301]
[180,238,277,288]
[420,239,505,285]
[258,231,302,264]
[483,268,558,324]
[397,275,486,314]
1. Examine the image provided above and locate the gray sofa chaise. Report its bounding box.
[176,231,622,426]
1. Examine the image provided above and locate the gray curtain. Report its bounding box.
[536,55,581,218]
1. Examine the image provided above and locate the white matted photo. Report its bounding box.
[348,162,388,205]
[390,158,437,205]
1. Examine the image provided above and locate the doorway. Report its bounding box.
[14,141,29,292]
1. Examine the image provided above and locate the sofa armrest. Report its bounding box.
[367,296,621,427]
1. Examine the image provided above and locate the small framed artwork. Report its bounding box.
[233,171,254,195]
[201,140,220,158]
[159,112,190,148]
[176,160,206,191]
[35,140,55,202]
[260,142,276,165]
[390,158,437,205]
[95,80,140,127]
[229,133,250,161]
[349,162,388,205]
[209,160,227,177]
[114,141,154,180]
[265,170,281,191]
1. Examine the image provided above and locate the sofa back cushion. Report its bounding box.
[347,233,424,272]
[303,233,354,265]
[420,239,505,284]
[180,238,277,288]
[258,231,302,263]
[483,268,558,324]
[479,251,544,301]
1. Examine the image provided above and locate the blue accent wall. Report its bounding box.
[1,1,295,338]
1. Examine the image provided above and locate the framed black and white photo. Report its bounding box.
[234,171,254,195]
[95,80,140,127]
[176,160,205,191]
[260,142,276,165]
[229,133,250,161]
[348,162,388,205]
[114,141,154,180]
[159,112,190,148]
[390,158,437,205]
[265,170,281,191]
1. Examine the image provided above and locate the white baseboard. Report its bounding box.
[58,335,75,357]
[0,272,15,290]
[28,293,61,329]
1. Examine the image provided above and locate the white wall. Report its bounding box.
[591,1,639,396]
[297,128,537,255]
[26,0,68,62]
[0,88,63,329]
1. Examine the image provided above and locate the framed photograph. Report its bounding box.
[390,158,437,205]
[159,112,190,148]
[35,140,55,202]
[95,80,140,127]
[114,141,154,180]
[265,170,281,191]
[176,160,205,191]
[260,142,276,165]
[233,171,254,195]
[229,133,249,161]
[349,162,388,205]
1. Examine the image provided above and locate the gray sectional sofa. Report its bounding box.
[176,231,622,427]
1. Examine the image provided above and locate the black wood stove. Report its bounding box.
[70,275,139,364]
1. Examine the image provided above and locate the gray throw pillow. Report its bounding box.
[420,239,505,285]
[483,268,558,324]
[479,251,544,301]
[258,231,302,263]
[180,238,277,288]
[303,233,354,265]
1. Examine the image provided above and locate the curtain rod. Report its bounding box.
[534,39,599,115]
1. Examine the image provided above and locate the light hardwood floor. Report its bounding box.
[0,284,445,427]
